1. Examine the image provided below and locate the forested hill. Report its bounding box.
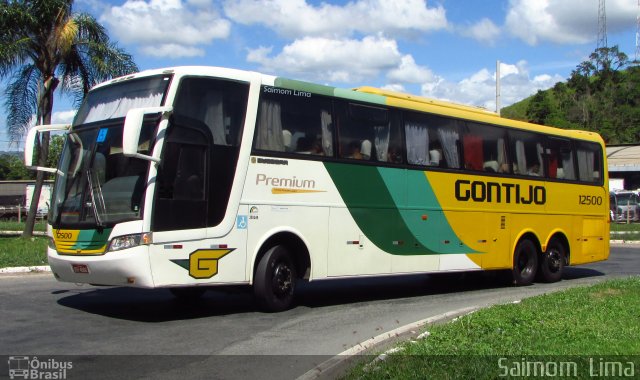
[501,46,640,144]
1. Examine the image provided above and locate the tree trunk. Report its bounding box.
[22,76,58,237]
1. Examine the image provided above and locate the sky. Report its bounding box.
[0,0,637,151]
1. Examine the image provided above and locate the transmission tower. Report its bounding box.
[597,0,608,50]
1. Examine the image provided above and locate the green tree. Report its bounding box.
[526,90,552,125]
[0,154,32,179]
[46,134,64,168]
[0,0,137,236]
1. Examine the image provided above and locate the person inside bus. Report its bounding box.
[387,146,402,163]
[296,136,323,155]
[346,141,364,159]
[527,163,541,176]
[429,141,443,166]
[360,140,372,160]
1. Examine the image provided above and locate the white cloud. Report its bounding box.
[52,110,76,124]
[505,0,636,46]
[381,83,407,93]
[420,61,564,111]
[247,35,403,83]
[100,0,231,58]
[462,18,501,45]
[387,55,437,84]
[141,44,205,58]
[224,0,448,39]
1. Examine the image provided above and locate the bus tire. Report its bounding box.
[169,287,206,301]
[537,239,565,283]
[512,239,538,286]
[254,245,297,312]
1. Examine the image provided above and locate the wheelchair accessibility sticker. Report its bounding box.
[236,215,248,229]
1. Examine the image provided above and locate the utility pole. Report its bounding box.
[496,60,501,116]
[636,0,639,63]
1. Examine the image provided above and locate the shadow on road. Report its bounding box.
[56,266,605,322]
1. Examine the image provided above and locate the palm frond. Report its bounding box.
[4,64,39,141]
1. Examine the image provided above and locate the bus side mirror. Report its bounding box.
[24,124,71,173]
[122,106,172,163]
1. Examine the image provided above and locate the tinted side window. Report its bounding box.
[460,122,508,173]
[508,130,545,177]
[576,141,603,184]
[254,86,334,157]
[545,138,576,181]
[173,77,248,146]
[404,111,462,169]
[336,102,402,163]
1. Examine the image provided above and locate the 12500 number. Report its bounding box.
[578,195,602,206]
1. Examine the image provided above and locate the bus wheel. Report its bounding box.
[254,245,297,312]
[512,239,538,286]
[537,239,565,283]
[169,287,207,301]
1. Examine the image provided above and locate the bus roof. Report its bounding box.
[95,66,604,146]
[354,86,498,117]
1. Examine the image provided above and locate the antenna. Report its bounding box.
[597,0,608,51]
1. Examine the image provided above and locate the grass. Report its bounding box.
[0,236,48,268]
[610,222,640,240]
[344,277,640,379]
[0,220,47,232]
[0,220,48,268]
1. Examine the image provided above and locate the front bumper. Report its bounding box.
[47,246,155,287]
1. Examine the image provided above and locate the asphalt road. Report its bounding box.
[1,245,638,379]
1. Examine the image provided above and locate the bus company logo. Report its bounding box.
[7,356,73,379]
[455,179,546,205]
[171,248,235,279]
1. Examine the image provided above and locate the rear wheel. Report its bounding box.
[537,239,565,283]
[254,245,297,312]
[512,239,538,286]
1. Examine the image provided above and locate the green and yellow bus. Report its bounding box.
[26,66,609,311]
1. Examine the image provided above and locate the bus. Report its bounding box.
[25,66,609,311]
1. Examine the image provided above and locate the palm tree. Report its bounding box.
[0,0,138,236]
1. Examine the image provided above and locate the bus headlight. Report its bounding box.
[108,233,152,252]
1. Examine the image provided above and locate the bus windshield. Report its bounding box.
[50,75,170,228]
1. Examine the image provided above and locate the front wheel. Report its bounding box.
[254,245,297,312]
[512,239,538,286]
[537,239,565,283]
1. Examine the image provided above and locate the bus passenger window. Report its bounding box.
[576,142,603,183]
[509,131,544,177]
[337,102,401,163]
[404,112,460,169]
[254,87,334,157]
[462,122,508,174]
[546,138,576,180]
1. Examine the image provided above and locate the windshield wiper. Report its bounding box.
[85,169,105,227]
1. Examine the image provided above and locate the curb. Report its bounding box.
[610,240,640,244]
[0,265,50,274]
[297,306,480,380]
[0,231,47,236]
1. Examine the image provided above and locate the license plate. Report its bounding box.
[72,264,90,274]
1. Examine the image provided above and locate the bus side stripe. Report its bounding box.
[324,163,477,255]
